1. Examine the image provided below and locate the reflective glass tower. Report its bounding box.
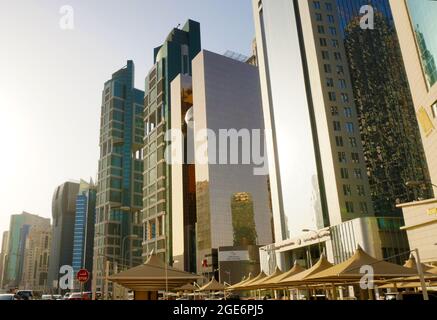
[93,61,144,296]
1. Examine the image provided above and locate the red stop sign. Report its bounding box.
[77,269,90,283]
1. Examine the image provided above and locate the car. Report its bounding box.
[41,294,53,300]
[15,290,33,300]
[67,292,91,300]
[52,295,63,300]
[63,292,71,300]
[0,294,19,301]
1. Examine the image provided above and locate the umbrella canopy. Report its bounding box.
[260,262,307,288]
[174,283,197,292]
[306,246,418,283]
[236,271,268,290]
[280,254,333,286]
[226,274,254,291]
[378,281,437,289]
[429,267,437,275]
[244,267,283,289]
[198,278,226,292]
[403,256,433,272]
[108,254,202,291]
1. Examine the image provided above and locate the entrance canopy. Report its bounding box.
[108,254,202,291]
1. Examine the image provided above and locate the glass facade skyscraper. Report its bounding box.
[335,0,433,215]
[142,20,201,264]
[93,61,144,296]
[72,180,96,290]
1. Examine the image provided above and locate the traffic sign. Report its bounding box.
[76,269,90,283]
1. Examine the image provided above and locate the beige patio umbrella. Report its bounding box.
[265,262,307,287]
[198,278,226,292]
[305,246,418,284]
[244,267,283,290]
[235,271,268,290]
[403,256,434,272]
[378,281,437,289]
[279,254,333,287]
[226,273,254,291]
[174,282,197,292]
[108,254,202,299]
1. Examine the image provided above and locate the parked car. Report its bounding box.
[15,290,33,300]
[0,294,19,300]
[41,294,53,300]
[53,295,63,300]
[63,292,71,300]
[67,292,91,300]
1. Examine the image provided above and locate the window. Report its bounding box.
[317,25,325,34]
[326,77,334,87]
[346,122,354,133]
[336,65,344,75]
[325,2,333,11]
[349,137,358,148]
[338,152,347,163]
[341,93,349,103]
[335,136,344,147]
[332,39,339,48]
[313,1,321,9]
[346,202,354,213]
[329,92,337,101]
[324,64,332,73]
[322,51,330,60]
[339,79,347,89]
[327,14,335,23]
[316,13,323,21]
[341,168,349,179]
[351,152,360,163]
[343,184,352,196]
[357,185,366,196]
[344,107,353,118]
[329,27,337,36]
[333,121,341,131]
[334,52,342,61]
[331,106,339,116]
[354,168,363,179]
[320,38,327,47]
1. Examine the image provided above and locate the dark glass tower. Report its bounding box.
[93,61,144,296]
[142,20,201,264]
[336,0,433,215]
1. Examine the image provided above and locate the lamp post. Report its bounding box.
[121,234,139,272]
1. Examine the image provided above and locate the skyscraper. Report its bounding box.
[93,61,144,296]
[170,50,273,277]
[72,179,96,290]
[4,212,50,289]
[142,20,201,264]
[252,0,409,269]
[48,181,80,289]
[20,224,51,291]
[336,0,433,215]
[0,231,9,288]
[390,0,437,264]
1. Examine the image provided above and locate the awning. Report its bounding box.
[197,278,226,292]
[260,262,307,288]
[244,267,283,289]
[306,246,418,283]
[174,283,197,291]
[235,271,267,290]
[108,254,202,291]
[226,273,254,291]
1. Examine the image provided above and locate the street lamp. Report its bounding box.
[121,234,139,271]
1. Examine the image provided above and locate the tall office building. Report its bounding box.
[390,0,437,264]
[170,50,273,277]
[142,20,201,264]
[3,212,50,289]
[93,61,144,295]
[48,181,80,288]
[72,179,96,290]
[252,0,410,269]
[336,0,433,215]
[0,231,9,288]
[20,224,51,291]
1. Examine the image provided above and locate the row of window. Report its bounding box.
[345,201,369,214]
[313,1,333,12]
[338,151,361,164]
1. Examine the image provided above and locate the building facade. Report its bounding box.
[3,212,50,289]
[0,231,9,288]
[390,0,437,264]
[336,0,433,215]
[142,20,201,264]
[252,0,375,269]
[93,61,144,296]
[72,179,96,290]
[170,50,273,276]
[48,181,80,289]
[20,224,51,291]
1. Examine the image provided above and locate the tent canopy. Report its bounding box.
[108,254,202,291]
[174,283,197,292]
[279,254,333,286]
[198,278,226,292]
[403,256,433,272]
[235,271,267,290]
[244,267,283,289]
[227,273,254,291]
[306,246,418,283]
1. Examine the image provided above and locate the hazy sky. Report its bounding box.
[0,0,255,236]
